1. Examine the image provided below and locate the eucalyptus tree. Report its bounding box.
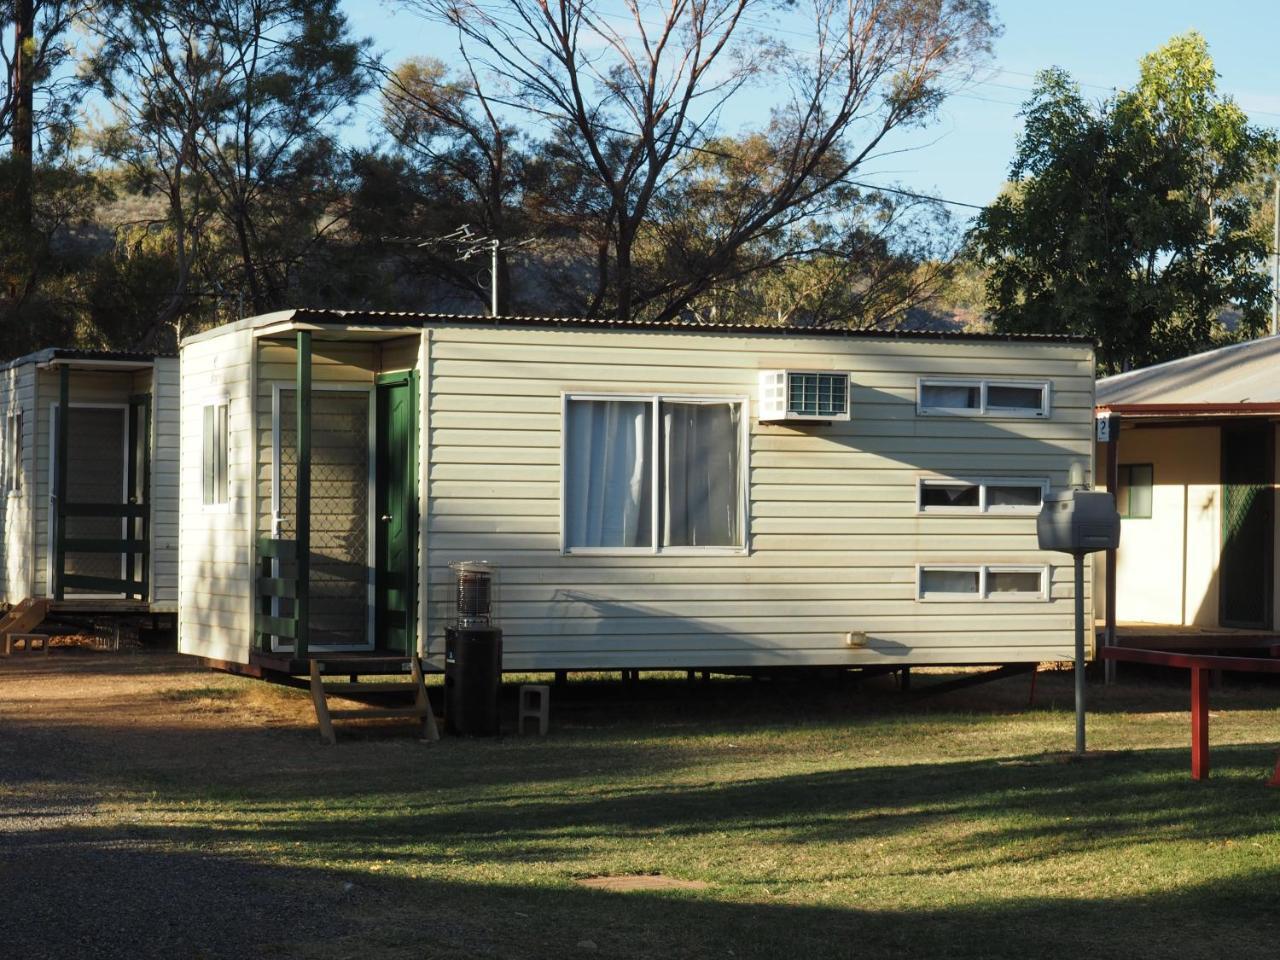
[87,0,370,343]
[398,0,998,323]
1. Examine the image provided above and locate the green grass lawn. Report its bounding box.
[5,661,1280,958]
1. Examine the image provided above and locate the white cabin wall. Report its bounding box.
[178,330,255,662]
[150,358,181,607]
[0,364,36,602]
[423,326,1096,670]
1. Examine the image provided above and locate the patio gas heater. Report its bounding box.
[444,561,503,735]
[1037,464,1121,756]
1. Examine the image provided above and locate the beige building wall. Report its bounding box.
[424,325,1095,670]
[1099,425,1222,626]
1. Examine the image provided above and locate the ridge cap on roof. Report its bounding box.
[284,307,1094,344]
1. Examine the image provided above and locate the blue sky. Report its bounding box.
[343,0,1280,221]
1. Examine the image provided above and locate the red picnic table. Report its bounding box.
[1100,646,1280,783]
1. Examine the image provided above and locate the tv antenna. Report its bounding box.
[383,226,535,317]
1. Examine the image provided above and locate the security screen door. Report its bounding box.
[275,388,374,650]
[1220,423,1273,629]
[60,406,127,595]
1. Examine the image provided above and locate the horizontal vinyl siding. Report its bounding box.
[1,366,36,602]
[423,327,1095,670]
[150,358,180,606]
[178,331,255,662]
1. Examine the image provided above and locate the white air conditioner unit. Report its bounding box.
[758,370,851,423]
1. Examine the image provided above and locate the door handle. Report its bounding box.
[380,514,393,522]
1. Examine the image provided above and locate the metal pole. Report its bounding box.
[1074,552,1087,756]
[1272,179,1279,336]
[1103,414,1121,685]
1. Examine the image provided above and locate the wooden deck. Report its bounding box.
[48,599,156,615]
[226,650,418,681]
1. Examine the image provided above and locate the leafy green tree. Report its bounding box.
[969,33,1279,373]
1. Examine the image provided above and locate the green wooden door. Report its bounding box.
[375,375,418,654]
[1220,424,1273,629]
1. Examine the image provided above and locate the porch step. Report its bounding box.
[320,682,421,696]
[1,599,51,656]
[327,706,431,720]
[308,655,440,745]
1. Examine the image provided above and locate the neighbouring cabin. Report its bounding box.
[1095,336,1280,645]
[0,349,179,614]
[178,309,1096,676]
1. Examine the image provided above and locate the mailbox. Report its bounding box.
[1037,489,1121,554]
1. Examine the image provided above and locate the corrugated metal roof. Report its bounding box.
[288,307,1096,345]
[1097,335,1280,407]
[0,348,167,372]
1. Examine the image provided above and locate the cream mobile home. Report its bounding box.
[178,309,1096,678]
[0,349,179,622]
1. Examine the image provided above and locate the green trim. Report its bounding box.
[256,614,298,640]
[61,573,136,594]
[54,364,69,600]
[257,537,297,560]
[256,576,297,599]
[1116,463,1153,519]
[294,331,311,658]
[376,370,414,386]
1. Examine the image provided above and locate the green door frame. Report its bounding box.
[374,371,419,654]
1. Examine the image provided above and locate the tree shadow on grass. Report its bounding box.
[3,827,1280,960]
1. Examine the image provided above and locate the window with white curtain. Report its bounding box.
[563,395,745,552]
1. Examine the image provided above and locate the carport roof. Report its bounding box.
[1097,335,1280,412]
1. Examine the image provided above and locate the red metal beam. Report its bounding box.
[1102,646,1280,782]
[1100,646,1280,673]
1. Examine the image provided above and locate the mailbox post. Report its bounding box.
[1037,484,1121,756]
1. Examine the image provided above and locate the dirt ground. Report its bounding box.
[0,652,381,959]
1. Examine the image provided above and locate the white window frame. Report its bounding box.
[4,410,21,495]
[916,476,1050,515]
[560,391,751,557]
[916,563,1050,602]
[201,396,231,513]
[916,377,1052,418]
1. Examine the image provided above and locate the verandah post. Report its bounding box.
[1191,666,1209,781]
[53,364,70,600]
[296,330,312,658]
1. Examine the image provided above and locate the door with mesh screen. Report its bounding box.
[59,406,127,595]
[275,388,373,650]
